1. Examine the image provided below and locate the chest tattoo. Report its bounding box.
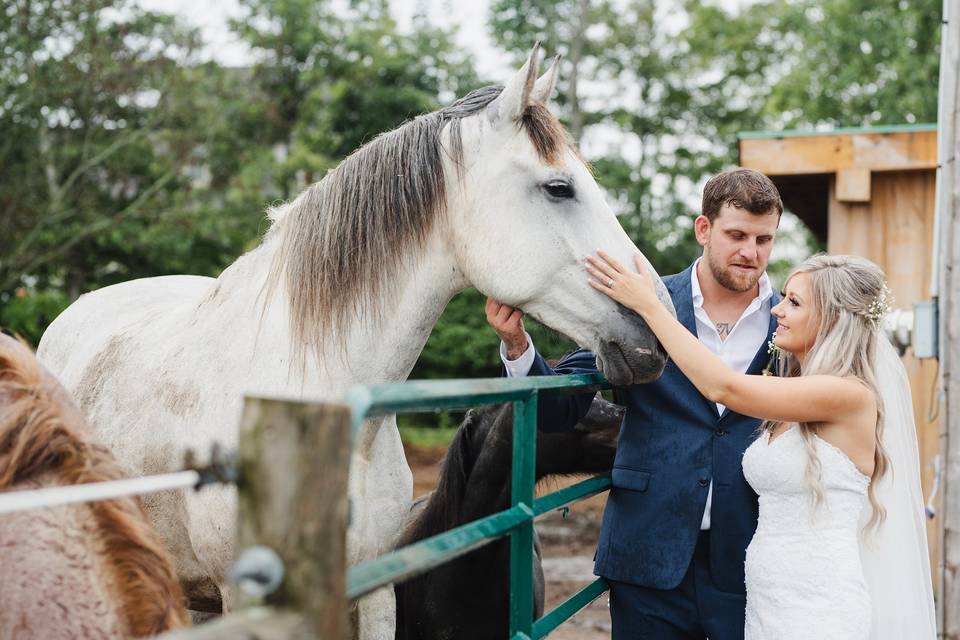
[715,322,732,340]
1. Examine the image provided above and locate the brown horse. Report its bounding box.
[0,334,189,639]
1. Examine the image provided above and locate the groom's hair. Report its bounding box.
[702,168,783,222]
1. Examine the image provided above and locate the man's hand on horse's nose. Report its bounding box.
[485,297,528,359]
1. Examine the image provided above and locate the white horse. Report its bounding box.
[37,46,673,637]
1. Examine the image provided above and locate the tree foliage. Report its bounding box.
[1,0,216,342]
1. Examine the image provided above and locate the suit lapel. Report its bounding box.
[670,263,699,339]
[669,262,719,418]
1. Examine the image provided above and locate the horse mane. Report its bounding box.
[264,85,575,366]
[0,336,189,636]
[399,406,490,545]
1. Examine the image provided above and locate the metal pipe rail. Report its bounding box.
[0,446,234,515]
[0,470,201,515]
[346,372,613,640]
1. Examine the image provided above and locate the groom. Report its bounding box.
[487,168,783,639]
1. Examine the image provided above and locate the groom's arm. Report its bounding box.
[488,297,599,432]
[500,335,600,433]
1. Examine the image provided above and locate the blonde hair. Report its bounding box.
[765,254,891,531]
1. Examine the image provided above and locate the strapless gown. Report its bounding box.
[742,426,871,640]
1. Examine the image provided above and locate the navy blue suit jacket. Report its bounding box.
[529,262,779,593]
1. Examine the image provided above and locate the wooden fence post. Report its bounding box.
[160,398,352,639]
[941,1,960,636]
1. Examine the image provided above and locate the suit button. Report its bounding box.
[715,429,727,436]
[698,478,709,487]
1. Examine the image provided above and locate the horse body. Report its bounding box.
[37,46,672,637]
[0,335,188,638]
[395,397,624,639]
[39,238,435,619]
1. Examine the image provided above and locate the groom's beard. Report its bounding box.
[708,252,763,293]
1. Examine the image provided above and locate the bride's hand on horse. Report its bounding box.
[586,250,660,317]
[485,297,528,359]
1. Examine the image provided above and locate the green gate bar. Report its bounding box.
[345,474,611,600]
[345,373,613,639]
[345,374,609,436]
[509,394,537,638]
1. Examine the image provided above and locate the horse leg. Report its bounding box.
[355,586,397,640]
[142,488,223,614]
[349,416,412,639]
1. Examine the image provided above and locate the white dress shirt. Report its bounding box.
[501,257,773,530]
[689,258,772,528]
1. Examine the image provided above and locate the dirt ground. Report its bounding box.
[404,442,612,639]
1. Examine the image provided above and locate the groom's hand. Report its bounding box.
[485,297,528,360]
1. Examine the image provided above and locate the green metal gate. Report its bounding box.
[346,373,613,639]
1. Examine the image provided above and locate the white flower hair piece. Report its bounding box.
[865,283,893,326]
[763,333,785,376]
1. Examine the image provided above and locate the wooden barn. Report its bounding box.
[737,123,941,568]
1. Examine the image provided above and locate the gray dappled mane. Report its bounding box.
[266,85,573,364]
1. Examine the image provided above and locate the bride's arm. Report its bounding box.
[587,251,873,425]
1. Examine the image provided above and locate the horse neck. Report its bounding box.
[215,228,468,395]
[333,232,468,385]
[423,406,518,533]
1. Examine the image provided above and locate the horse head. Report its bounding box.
[440,44,674,385]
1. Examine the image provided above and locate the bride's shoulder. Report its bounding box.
[817,377,877,442]
[845,376,878,414]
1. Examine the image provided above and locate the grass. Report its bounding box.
[396,411,464,448]
[398,422,459,448]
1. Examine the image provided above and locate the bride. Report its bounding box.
[586,251,936,639]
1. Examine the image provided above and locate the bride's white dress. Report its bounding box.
[742,426,871,640]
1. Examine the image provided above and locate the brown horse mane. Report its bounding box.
[0,335,189,636]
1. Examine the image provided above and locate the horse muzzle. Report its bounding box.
[595,338,668,386]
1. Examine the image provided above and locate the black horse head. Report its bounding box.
[395,394,623,640]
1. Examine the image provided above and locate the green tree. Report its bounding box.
[1,0,482,348]
[683,0,940,129]
[0,0,240,344]
[230,0,479,198]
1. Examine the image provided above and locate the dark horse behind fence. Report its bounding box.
[394,394,624,640]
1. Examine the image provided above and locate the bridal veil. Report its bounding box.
[859,335,937,638]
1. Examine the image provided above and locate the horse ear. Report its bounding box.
[487,42,542,126]
[531,54,561,105]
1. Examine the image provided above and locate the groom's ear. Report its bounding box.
[694,215,711,246]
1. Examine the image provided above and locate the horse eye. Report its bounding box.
[543,180,575,200]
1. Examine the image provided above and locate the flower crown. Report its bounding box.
[864,283,893,326]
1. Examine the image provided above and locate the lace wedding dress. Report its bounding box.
[742,426,871,640]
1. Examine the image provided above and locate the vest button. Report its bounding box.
[716,429,727,436]
[698,477,709,487]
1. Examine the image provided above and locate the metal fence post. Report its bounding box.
[509,392,538,639]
